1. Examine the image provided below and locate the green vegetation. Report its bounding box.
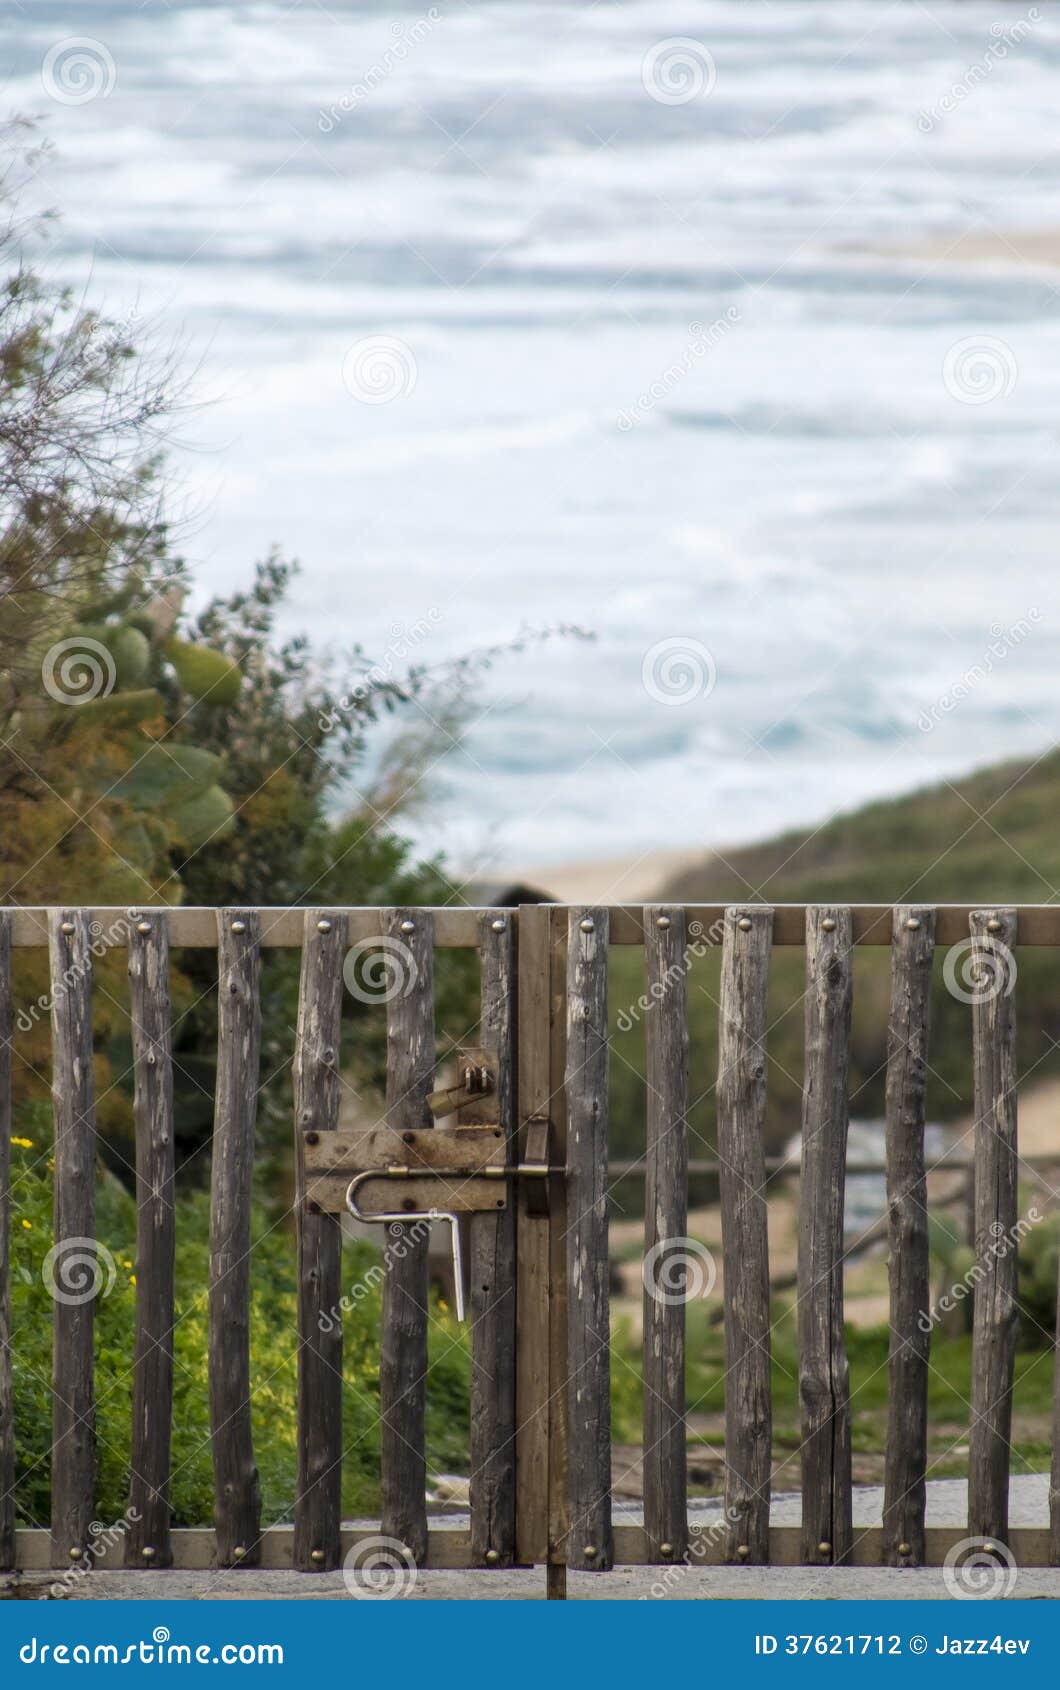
[613,1299,1056,1485]
[610,749,1060,1171]
[9,1110,469,1527]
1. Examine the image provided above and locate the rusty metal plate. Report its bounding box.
[302,1123,507,1215]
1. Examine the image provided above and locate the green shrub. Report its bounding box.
[9,1106,470,1528]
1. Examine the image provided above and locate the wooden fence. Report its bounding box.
[0,902,1057,1591]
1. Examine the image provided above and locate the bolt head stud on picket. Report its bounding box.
[659,1541,673,1556]
[737,1544,750,1559]
[818,1541,831,1556]
[60,921,75,935]
[137,920,151,934]
[316,918,332,934]
[987,917,1002,933]
[738,916,752,931]
[579,917,594,933]
[656,914,671,929]
[310,1548,325,1564]
[583,1544,597,1559]
[490,917,506,932]
[141,1545,156,1561]
[821,917,836,932]
[485,1549,501,1564]
[905,916,921,930]
[898,1541,911,1555]
[230,919,246,934]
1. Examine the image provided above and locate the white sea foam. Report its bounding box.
[14,0,1060,864]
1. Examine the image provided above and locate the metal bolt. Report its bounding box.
[60,921,75,936]
[905,916,920,931]
[490,917,506,933]
[579,917,594,933]
[141,1545,156,1562]
[137,920,152,935]
[316,918,332,934]
[817,1540,832,1556]
[233,1545,246,1560]
[305,1131,319,1146]
[738,916,752,932]
[983,1540,996,1555]
[659,1540,673,1556]
[986,917,1002,934]
[230,919,246,934]
[310,1548,325,1564]
[821,917,836,933]
[736,1544,750,1559]
[68,1545,83,1561]
[897,1541,911,1556]
[484,1548,501,1565]
[400,918,416,934]
[656,915,671,930]
[582,1544,597,1559]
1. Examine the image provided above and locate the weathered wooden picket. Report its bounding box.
[0,902,1056,1591]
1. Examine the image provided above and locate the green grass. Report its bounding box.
[613,1302,1056,1482]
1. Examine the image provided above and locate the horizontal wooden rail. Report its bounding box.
[4,902,1060,948]
[9,1524,1056,1572]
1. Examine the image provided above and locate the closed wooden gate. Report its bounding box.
[0,902,1056,1590]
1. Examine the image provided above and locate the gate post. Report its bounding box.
[514,905,570,1598]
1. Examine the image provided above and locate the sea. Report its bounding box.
[10,0,1060,876]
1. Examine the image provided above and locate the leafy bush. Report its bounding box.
[9,1105,470,1528]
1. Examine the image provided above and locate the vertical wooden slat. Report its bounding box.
[469,910,517,1566]
[125,912,176,1568]
[209,908,262,1567]
[379,907,435,1565]
[798,904,853,1567]
[565,906,611,1571]
[514,905,552,1567]
[717,904,774,1565]
[48,908,97,1568]
[0,913,13,1571]
[546,907,570,1597]
[968,907,1018,1543]
[293,911,345,1572]
[642,904,688,1562]
[882,905,935,1568]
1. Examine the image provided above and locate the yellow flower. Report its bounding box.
[129,1274,137,1286]
[438,1298,449,1313]
[122,1260,132,1270]
[21,1219,31,1230]
[10,1137,32,1148]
